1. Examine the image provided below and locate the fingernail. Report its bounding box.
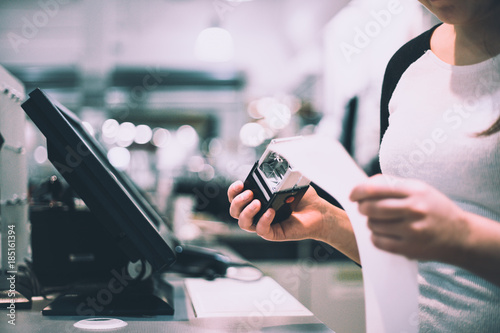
[251,200,259,210]
[264,209,274,218]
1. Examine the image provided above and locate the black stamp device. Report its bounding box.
[243,138,310,225]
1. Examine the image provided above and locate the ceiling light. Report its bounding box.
[195,27,234,62]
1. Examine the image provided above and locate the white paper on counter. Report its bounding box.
[185,276,313,318]
[270,135,419,333]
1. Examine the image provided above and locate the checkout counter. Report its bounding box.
[4,263,333,333]
[0,70,335,332]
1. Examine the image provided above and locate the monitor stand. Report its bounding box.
[42,273,174,316]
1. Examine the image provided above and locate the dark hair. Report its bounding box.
[477,117,500,136]
[477,40,500,136]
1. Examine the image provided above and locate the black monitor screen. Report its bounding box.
[22,88,177,273]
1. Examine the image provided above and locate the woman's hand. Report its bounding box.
[228,180,329,242]
[349,174,469,263]
[228,180,360,263]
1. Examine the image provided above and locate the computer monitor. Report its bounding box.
[22,88,178,315]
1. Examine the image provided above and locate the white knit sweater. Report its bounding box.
[379,49,500,332]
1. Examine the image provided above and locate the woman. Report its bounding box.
[228,1,500,331]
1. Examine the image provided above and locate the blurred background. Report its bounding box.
[0,1,437,331]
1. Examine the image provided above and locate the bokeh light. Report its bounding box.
[239,122,266,147]
[187,155,205,173]
[134,124,153,144]
[152,128,171,147]
[195,27,234,63]
[116,122,136,147]
[107,147,131,170]
[82,121,95,136]
[34,146,47,164]
[176,125,199,149]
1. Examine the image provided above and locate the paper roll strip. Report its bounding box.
[270,135,419,333]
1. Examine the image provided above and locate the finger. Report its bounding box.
[350,174,411,202]
[237,199,261,232]
[367,218,406,238]
[357,198,422,219]
[229,189,254,219]
[371,232,404,254]
[227,180,244,203]
[255,209,276,239]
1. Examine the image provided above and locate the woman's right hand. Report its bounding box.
[227,180,339,243]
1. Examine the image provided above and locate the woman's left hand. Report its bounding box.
[349,174,469,263]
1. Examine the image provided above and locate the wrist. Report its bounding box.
[313,201,359,263]
[440,209,474,267]
[310,198,338,243]
[440,210,500,287]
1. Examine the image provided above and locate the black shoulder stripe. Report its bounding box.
[379,24,441,142]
